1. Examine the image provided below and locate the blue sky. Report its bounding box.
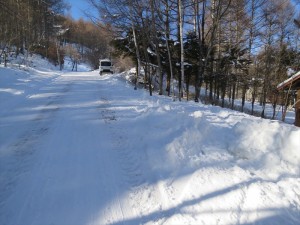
[66,0,97,20]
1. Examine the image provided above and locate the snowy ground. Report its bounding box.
[0,58,300,225]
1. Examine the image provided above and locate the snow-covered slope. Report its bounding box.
[0,61,299,225]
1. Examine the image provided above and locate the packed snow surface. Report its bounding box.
[0,59,300,225]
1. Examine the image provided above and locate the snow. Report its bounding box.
[0,56,300,225]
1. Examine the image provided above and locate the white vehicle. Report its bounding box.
[99,59,113,75]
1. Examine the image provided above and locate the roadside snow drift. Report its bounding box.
[0,62,299,225]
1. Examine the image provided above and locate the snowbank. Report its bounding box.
[127,89,300,183]
[2,52,91,72]
[1,61,299,225]
[229,119,300,178]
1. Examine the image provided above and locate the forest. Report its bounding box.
[0,0,114,71]
[91,0,300,120]
[1,0,300,120]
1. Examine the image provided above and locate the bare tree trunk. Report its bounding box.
[178,0,184,101]
[55,38,62,71]
[272,92,278,119]
[195,0,206,102]
[241,84,247,112]
[148,64,153,96]
[251,84,257,115]
[231,80,236,110]
[129,3,141,90]
[261,83,267,118]
[221,75,227,107]
[165,31,175,100]
[164,0,173,97]
[4,50,7,67]
[132,26,141,90]
[150,0,163,95]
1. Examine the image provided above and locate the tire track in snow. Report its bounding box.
[0,80,72,222]
[99,97,145,188]
[98,96,145,224]
[97,90,171,224]
[99,97,117,123]
[96,88,178,225]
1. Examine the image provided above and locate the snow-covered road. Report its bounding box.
[0,71,147,224]
[1,66,300,225]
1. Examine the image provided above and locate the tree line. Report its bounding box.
[61,17,113,70]
[93,0,300,120]
[0,0,114,70]
[0,0,66,64]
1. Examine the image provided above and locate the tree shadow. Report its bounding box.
[107,176,300,225]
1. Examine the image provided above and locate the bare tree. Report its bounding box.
[0,0,67,65]
[149,0,162,95]
[258,0,293,118]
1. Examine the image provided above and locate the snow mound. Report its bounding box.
[228,118,300,176]
[228,119,281,159]
[281,129,300,165]
[152,107,299,179]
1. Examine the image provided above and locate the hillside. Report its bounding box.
[0,58,300,225]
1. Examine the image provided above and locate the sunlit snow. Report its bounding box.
[0,55,299,225]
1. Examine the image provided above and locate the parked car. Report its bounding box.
[99,59,113,75]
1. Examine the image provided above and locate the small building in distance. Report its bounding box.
[277,71,300,127]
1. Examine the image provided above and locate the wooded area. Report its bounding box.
[0,0,114,70]
[92,0,300,121]
[0,0,65,67]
